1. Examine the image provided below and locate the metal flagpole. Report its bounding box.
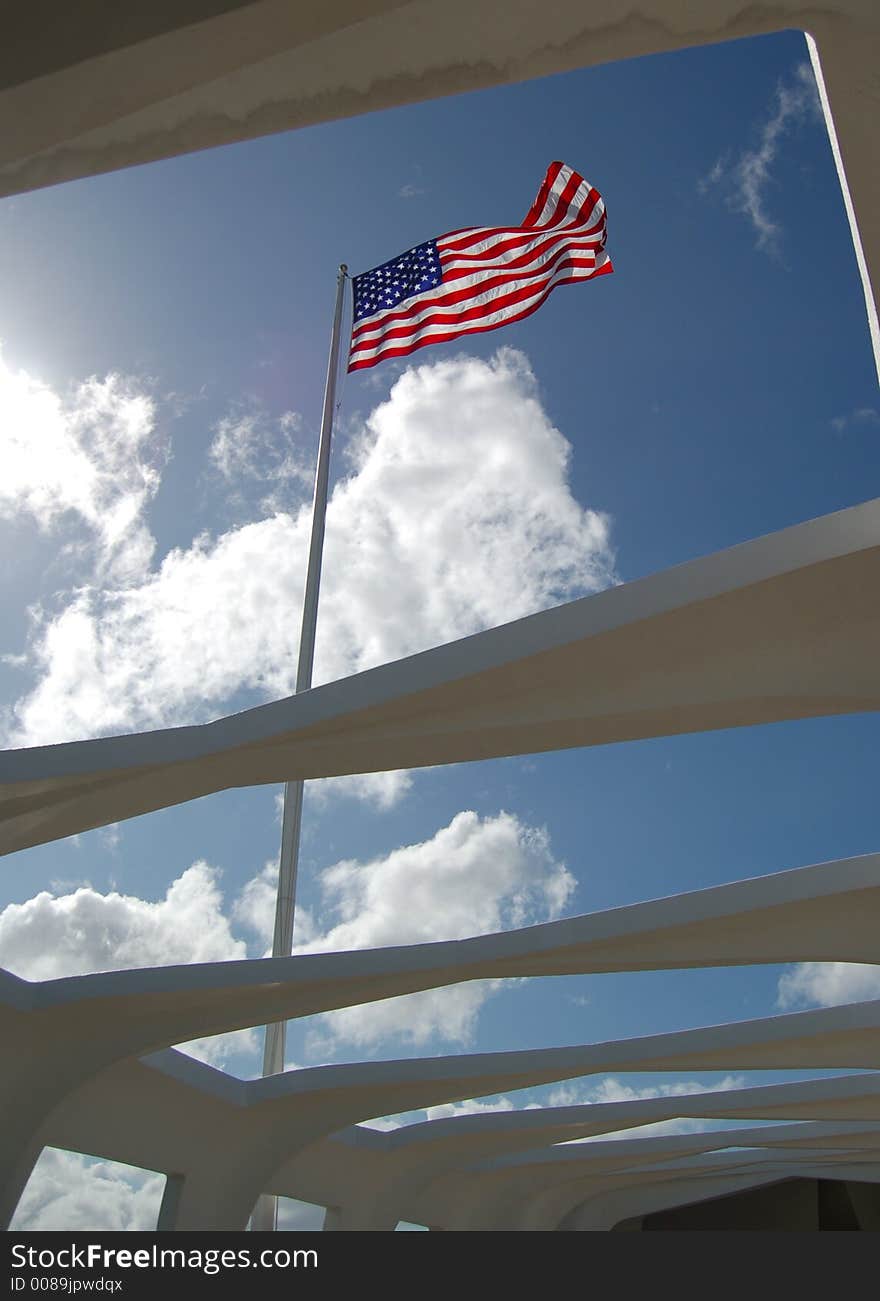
[251,263,348,1233]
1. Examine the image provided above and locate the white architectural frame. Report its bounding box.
[1,0,879,1231]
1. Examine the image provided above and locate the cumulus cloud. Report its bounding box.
[232,862,282,954]
[301,811,573,950]
[0,349,162,580]
[777,962,880,1009]
[2,809,574,1061]
[11,1149,164,1231]
[0,864,254,1065]
[232,860,319,957]
[6,348,615,815]
[289,810,575,1053]
[0,863,245,978]
[699,61,821,253]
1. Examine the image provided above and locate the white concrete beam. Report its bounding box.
[3,498,879,856]
[18,994,880,1228]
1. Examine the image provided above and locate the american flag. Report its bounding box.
[348,161,612,373]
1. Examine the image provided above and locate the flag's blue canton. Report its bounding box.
[352,240,442,324]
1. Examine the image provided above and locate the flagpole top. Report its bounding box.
[339,263,348,276]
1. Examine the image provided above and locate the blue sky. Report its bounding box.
[1,28,879,1229]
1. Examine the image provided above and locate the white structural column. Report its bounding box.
[36,1054,880,1232]
[29,1045,880,1231]
[303,1072,880,1230]
[808,20,880,380]
[5,850,880,1226]
[0,961,371,1229]
[19,997,880,1229]
[1,0,879,1239]
[3,850,879,1225]
[40,1043,843,1231]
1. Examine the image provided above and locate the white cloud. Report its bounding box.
[209,405,311,515]
[233,809,573,1052]
[0,863,245,978]
[422,1096,516,1122]
[0,349,162,580]
[397,165,426,200]
[11,1148,164,1231]
[831,406,879,435]
[99,823,121,852]
[582,1075,747,1106]
[365,1074,748,1134]
[777,962,880,1009]
[310,770,415,811]
[1,808,573,1063]
[312,982,493,1053]
[7,348,615,812]
[233,861,281,954]
[699,61,821,253]
[291,809,575,1052]
[0,864,255,1065]
[545,1074,747,1139]
[232,859,320,957]
[301,810,573,950]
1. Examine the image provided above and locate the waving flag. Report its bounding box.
[348,161,612,373]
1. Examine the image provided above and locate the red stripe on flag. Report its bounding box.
[353,256,603,351]
[349,259,613,372]
[521,160,566,227]
[351,239,606,346]
[348,162,613,373]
